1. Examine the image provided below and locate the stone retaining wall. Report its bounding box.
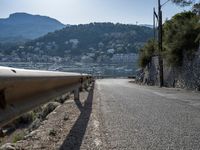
[141,48,200,90]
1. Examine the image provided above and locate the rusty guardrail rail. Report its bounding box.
[0,66,91,128]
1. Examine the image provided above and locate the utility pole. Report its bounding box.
[153,7,156,41]
[158,0,164,87]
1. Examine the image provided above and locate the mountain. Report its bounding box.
[139,24,154,29]
[0,13,66,43]
[0,23,153,76]
[21,23,153,57]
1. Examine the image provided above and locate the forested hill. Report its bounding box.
[22,23,153,56]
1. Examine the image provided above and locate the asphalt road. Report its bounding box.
[96,79,200,150]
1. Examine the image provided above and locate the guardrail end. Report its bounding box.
[0,128,4,137]
[0,89,6,109]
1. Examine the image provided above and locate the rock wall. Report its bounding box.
[141,48,200,90]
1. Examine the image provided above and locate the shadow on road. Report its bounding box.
[60,83,94,150]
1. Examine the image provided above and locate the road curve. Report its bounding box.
[96,79,200,150]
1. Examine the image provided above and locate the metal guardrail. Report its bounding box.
[0,66,91,128]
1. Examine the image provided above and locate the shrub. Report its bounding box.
[163,11,200,66]
[12,132,25,143]
[40,102,60,119]
[139,39,157,68]
[15,111,36,125]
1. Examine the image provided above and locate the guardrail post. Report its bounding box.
[74,88,79,100]
[0,128,4,137]
[0,90,6,109]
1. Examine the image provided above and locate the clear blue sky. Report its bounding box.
[0,0,190,25]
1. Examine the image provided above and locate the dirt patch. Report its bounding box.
[1,82,107,150]
[0,93,70,147]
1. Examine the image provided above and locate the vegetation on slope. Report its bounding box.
[139,11,200,68]
[20,23,153,56]
[163,11,200,66]
[138,39,157,68]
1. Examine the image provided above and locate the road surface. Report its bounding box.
[96,79,200,149]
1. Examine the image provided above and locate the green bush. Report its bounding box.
[139,39,157,68]
[12,132,25,143]
[139,11,199,68]
[163,11,200,66]
[15,111,37,125]
[10,111,36,128]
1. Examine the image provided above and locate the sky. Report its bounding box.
[0,0,190,25]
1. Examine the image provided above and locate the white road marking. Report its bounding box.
[152,92,178,99]
[93,120,99,128]
[93,119,102,147]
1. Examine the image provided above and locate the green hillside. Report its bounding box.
[21,23,153,56]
